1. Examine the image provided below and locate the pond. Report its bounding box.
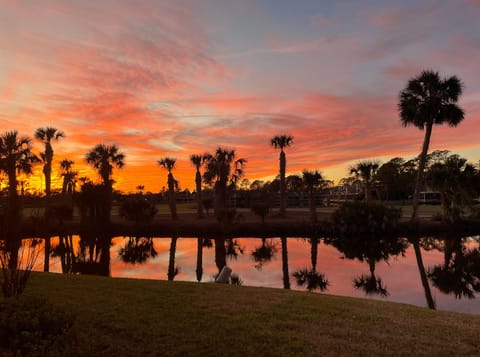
[34,235,480,315]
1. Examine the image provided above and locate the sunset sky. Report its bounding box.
[1,0,480,193]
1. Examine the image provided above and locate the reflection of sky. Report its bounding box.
[41,236,480,315]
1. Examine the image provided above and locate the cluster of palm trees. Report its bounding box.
[0,69,466,225]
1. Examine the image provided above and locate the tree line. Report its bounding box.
[0,69,473,225]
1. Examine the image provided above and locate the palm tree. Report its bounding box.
[203,147,246,218]
[59,159,77,196]
[349,160,380,202]
[34,127,64,198]
[302,169,323,223]
[158,157,178,220]
[85,144,125,186]
[280,236,291,289]
[0,131,38,270]
[270,135,293,216]
[0,131,37,210]
[399,70,464,221]
[190,154,206,218]
[85,144,125,220]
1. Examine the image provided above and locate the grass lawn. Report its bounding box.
[10,272,480,356]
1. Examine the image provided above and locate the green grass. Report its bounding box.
[10,273,480,356]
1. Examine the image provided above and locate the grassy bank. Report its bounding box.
[11,273,480,356]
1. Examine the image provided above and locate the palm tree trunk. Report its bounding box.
[167,237,178,280]
[411,121,433,221]
[99,235,111,277]
[168,173,177,220]
[214,237,226,274]
[412,238,436,309]
[311,237,318,272]
[44,164,52,198]
[365,182,371,202]
[43,237,50,272]
[196,238,203,282]
[279,151,286,216]
[195,171,204,218]
[281,237,290,289]
[309,190,317,223]
[214,181,226,218]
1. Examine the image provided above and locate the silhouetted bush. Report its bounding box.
[251,201,270,223]
[332,201,401,237]
[0,297,76,355]
[119,197,157,223]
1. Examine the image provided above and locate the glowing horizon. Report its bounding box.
[1,1,480,193]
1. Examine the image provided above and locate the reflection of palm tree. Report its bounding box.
[196,238,203,282]
[349,160,379,202]
[353,275,388,297]
[293,237,329,292]
[214,237,226,274]
[399,70,464,221]
[190,154,206,218]
[411,238,436,309]
[281,237,290,289]
[428,237,480,299]
[158,157,178,220]
[270,135,293,217]
[167,237,179,280]
[73,234,111,276]
[35,126,64,198]
[252,238,278,270]
[328,233,407,298]
[213,237,244,274]
[53,234,74,273]
[119,237,157,264]
[353,260,388,297]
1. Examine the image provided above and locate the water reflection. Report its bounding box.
[252,238,278,270]
[40,235,480,315]
[118,237,157,265]
[428,236,480,299]
[326,232,407,298]
[292,237,329,292]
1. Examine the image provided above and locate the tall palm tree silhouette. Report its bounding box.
[0,131,38,270]
[158,157,178,220]
[270,135,293,217]
[59,159,77,197]
[34,126,64,198]
[203,147,246,218]
[190,154,206,218]
[302,169,323,223]
[399,70,464,221]
[349,160,380,202]
[85,144,125,186]
[85,144,125,221]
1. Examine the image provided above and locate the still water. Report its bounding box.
[40,236,480,315]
